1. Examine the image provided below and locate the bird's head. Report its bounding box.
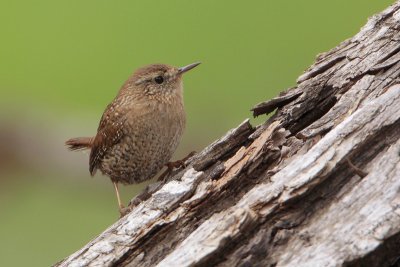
[121,62,200,101]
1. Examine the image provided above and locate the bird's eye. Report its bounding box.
[154,76,164,84]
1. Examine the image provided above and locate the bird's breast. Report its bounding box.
[104,97,186,184]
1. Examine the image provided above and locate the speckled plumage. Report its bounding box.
[95,82,185,184]
[66,63,200,207]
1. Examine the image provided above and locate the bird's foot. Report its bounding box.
[119,204,132,218]
[167,151,196,169]
[158,151,196,182]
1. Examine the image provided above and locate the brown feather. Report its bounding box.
[89,101,126,176]
[65,137,93,151]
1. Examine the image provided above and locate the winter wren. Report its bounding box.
[66,62,200,215]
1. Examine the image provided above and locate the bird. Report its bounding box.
[65,62,200,215]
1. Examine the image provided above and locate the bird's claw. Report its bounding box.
[119,205,132,218]
[157,151,196,182]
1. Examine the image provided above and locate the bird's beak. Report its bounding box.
[178,62,201,74]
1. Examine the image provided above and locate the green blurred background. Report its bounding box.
[0,1,393,266]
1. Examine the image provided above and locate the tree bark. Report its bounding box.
[55,2,400,266]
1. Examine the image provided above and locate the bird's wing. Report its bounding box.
[89,102,126,175]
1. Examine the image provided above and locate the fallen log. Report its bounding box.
[55,2,400,266]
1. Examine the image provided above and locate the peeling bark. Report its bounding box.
[55,2,400,267]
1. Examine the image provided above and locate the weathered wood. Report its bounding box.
[251,89,302,117]
[55,2,400,266]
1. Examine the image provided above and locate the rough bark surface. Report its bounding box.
[55,2,400,267]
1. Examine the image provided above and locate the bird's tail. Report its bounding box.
[65,137,93,151]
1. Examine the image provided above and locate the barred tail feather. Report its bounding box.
[65,137,93,151]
